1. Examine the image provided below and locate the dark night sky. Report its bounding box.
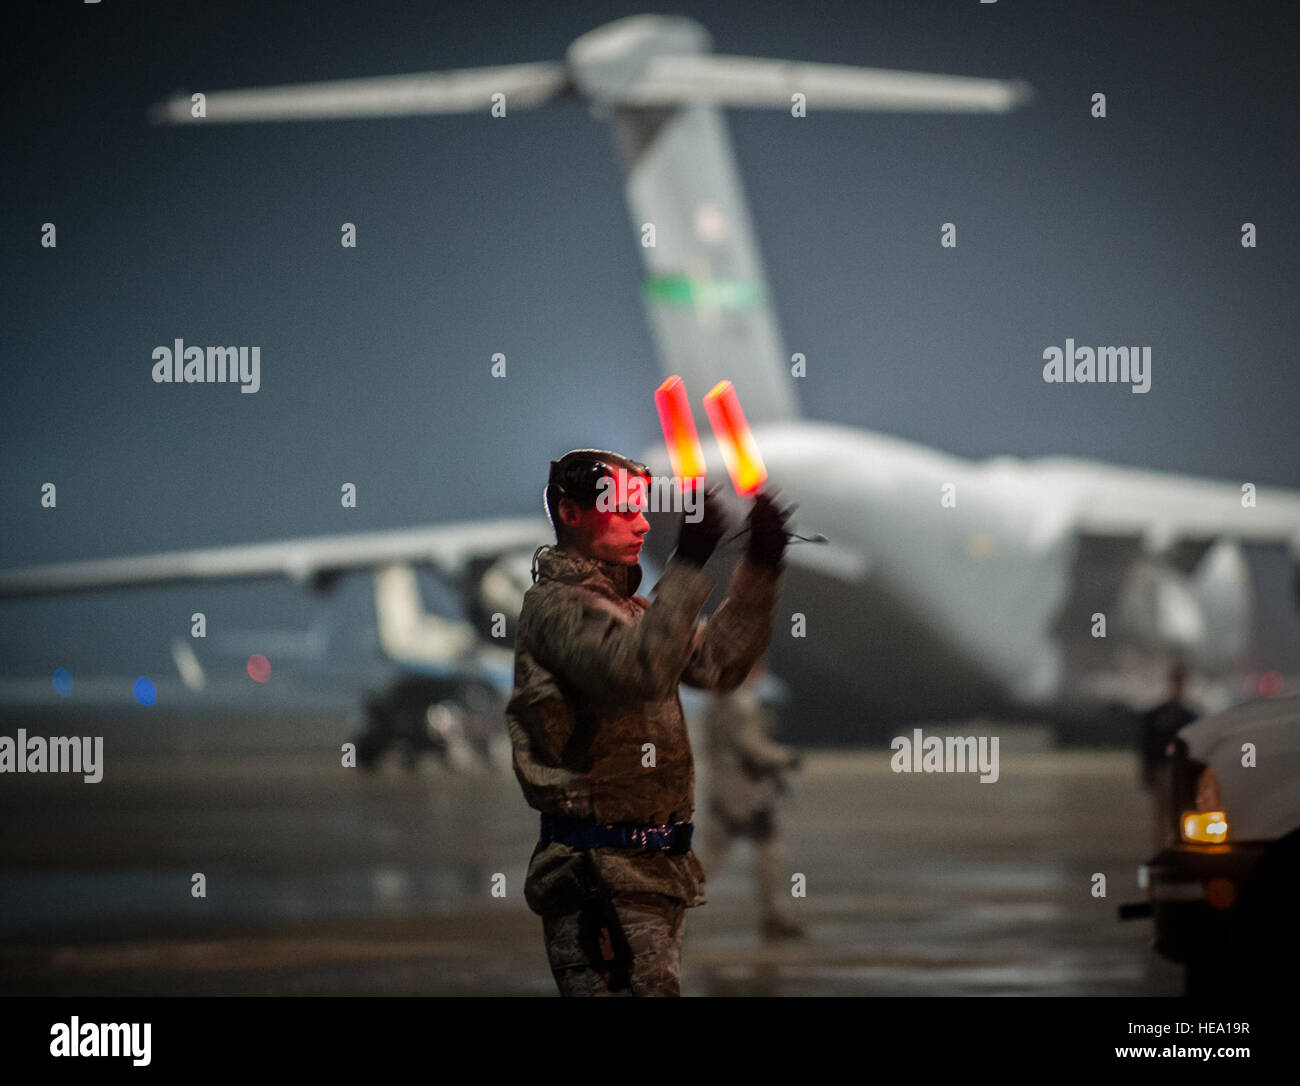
[2,0,1297,678]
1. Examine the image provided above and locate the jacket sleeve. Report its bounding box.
[521,556,714,702]
[681,558,781,692]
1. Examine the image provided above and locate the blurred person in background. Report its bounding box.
[700,660,804,941]
[1138,663,1198,848]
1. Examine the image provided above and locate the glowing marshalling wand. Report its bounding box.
[654,376,707,483]
[655,375,825,545]
[702,380,768,497]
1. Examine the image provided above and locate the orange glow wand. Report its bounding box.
[703,380,767,497]
[655,376,707,483]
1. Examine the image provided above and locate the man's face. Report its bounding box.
[560,471,650,565]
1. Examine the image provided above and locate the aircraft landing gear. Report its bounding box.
[351,674,501,772]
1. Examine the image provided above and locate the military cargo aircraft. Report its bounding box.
[3,15,1296,744]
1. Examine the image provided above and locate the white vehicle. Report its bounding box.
[1121,694,1300,992]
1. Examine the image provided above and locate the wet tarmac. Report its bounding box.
[0,714,1183,995]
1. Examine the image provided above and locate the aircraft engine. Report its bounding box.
[1189,541,1252,672]
[1116,542,1252,674]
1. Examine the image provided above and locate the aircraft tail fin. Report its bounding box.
[569,18,805,424]
[148,12,1032,427]
[567,17,1030,424]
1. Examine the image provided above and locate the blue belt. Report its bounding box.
[540,813,694,855]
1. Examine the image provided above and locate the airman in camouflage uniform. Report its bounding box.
[700,664,804,940]
[506,449,789,996]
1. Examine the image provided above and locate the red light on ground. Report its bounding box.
[703,380,767,497]
[1259,671,1284,698]
[247,654,271,683]
[655,376,707,481]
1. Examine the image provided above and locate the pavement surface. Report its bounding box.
[0,713,1183,995]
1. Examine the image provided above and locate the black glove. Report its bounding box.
[747,490,794,569]
[675,482,728,567]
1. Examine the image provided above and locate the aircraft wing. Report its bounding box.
[1047,459,1300,560]
[0,517,552,598]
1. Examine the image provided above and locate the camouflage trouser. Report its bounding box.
[541,892,686,997]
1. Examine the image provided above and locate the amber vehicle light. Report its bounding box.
[1180,811,1229,844]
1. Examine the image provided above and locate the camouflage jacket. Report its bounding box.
[506,544,780,914]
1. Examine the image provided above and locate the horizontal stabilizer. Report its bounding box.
[599,53,1033,112]
[149,62,570,124]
